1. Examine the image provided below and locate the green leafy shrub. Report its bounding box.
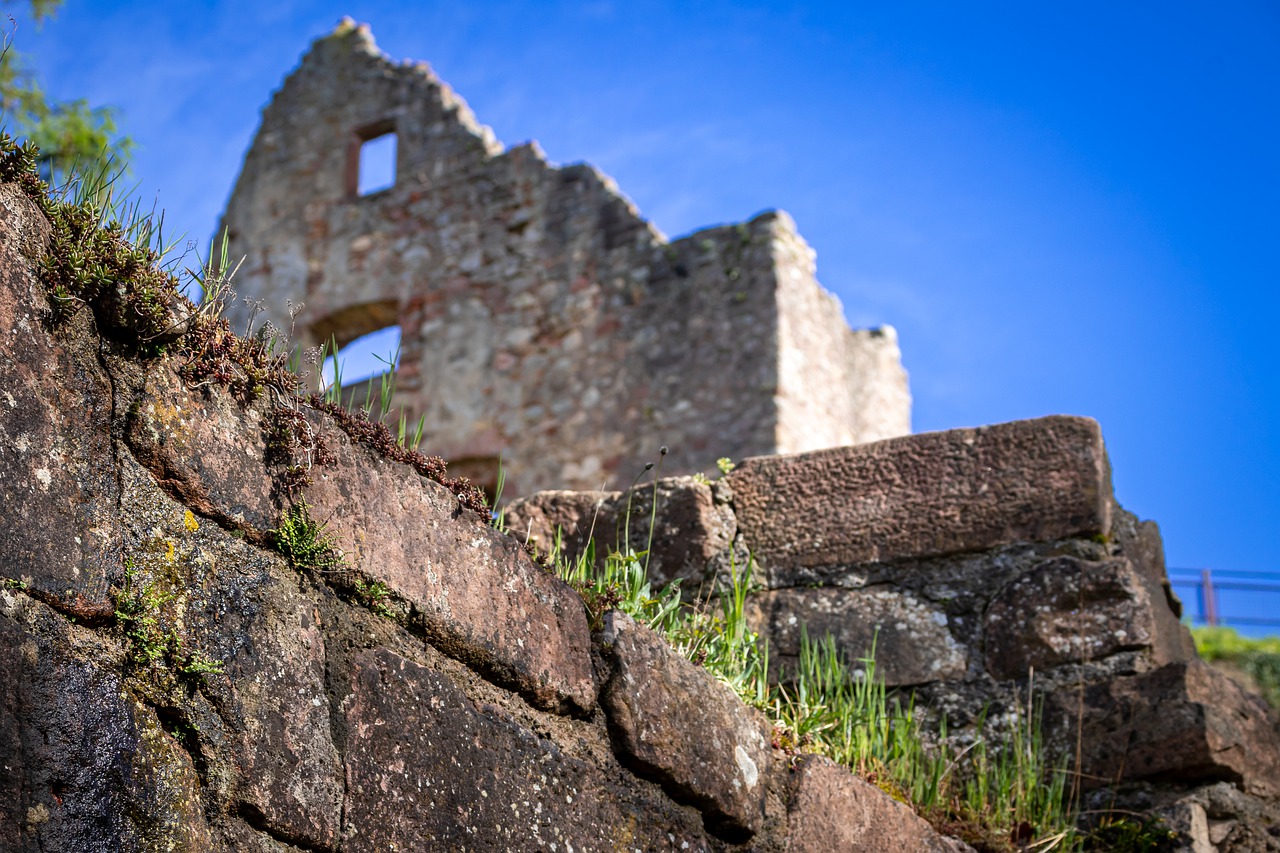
[1193,626,1280,708]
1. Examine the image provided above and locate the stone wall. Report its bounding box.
[0,183,958,852]
[217,21,910,498]
[509,418,1280,850]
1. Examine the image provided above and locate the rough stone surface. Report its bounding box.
[0,184,121,621]
[340,646,712,852]
[217,23,910,499]
[122,364,280,540]
[726,415,1113,570]
[1059,660,1280,798]
[114,453,344,849]
[1111,508,1200,663]
[505,476,738,587]
[600,611,772,840]
[746,586,968,686]
[984,556,1175,680]
[304,426,597,715]
[785,756,974,853]
[0,589,214,852]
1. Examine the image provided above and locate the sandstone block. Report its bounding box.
[599,611,772,839]
[985,556,1178,680]
[0,184,120,619]
[505,476,736,588]
[746,586,968,686]
[1060,660,1280,797]
[785,756,973,852]
[341,647,711,852]
[727,415,1113,570]
[123,365,278,539]
[306,427,596,715]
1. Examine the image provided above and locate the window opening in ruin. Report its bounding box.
[356,131,397,196]
[345,119,398,197]
[320,324,402,402]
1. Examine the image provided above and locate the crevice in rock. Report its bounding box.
[236,802,332,853]
[151,702,210,784]
[596,667,754,844]
[119,412,274,548]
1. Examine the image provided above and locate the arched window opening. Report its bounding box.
[321,324,402,414]
[447,456,503,508]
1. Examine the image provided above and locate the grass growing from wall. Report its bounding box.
[552,512,1165,852]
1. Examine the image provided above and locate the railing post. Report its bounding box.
[1201,568,1218,627]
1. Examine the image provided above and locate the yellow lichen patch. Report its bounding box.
[165,539,176,563]
[183,510,199,533]
[146,401,191,452]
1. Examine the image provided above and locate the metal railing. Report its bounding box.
[1167,567,1280,628]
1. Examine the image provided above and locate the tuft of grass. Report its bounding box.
[547,459,1119,852]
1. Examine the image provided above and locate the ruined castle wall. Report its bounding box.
[769,215,910,453]
[218,23,910,497]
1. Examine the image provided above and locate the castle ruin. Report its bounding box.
[218,21,910,498]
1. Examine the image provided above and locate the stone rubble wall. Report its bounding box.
[0,184,958,852]
[217,22,910,499]
[508,418,1280,850]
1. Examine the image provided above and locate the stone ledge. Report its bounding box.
[599,610,771,840]
[307,427,597,716]
[726,415,1114,570]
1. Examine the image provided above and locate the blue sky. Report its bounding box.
[12,2,1280,629]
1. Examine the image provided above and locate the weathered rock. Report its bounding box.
[505,476,737,587]
[599,610,772,839]
[746,586,968,686]
[115,454,344,848]
[305,426,596,715]
[984,556,1181,680]
[727,415,1113,571]
[340,646,711,852]
[1111,509,1199,662]
[0,183,121,620]
[1060,660,1280,797]
[123,365,279,540]
[785,756,974,852]
[0,588,214,852]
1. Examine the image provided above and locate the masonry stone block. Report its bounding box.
[341,646,711,852]
[599,611,772,840]
[0,590,214,852]
[727,415,1114,571]
[1056,660,1280,798]
[984,556,1179,680]
[505,476,736,587]
[746,586,968,686]
[0,185,120,620]
[305,427,596,715]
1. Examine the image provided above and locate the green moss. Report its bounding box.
[112,561,223,686]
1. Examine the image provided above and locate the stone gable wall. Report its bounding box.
[217,22,910,499]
